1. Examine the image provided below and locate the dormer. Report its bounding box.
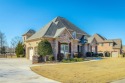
[22,29,35,42]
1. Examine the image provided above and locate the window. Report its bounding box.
[24,37,26,41]
[72,31,76,39]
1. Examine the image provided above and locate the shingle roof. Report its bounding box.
[27,21,52,40]
[53,28,66,38]
[87,34,122,49]
[87,36,94,43]
[103,40,114,43]
[27,16,89,41]
[22,29,35,36]
[88,33,106,43]
[112,39,122,49]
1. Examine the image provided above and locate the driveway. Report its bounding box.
[0,58,59,83]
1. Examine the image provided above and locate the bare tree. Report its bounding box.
[11,36,22,54]
[0,31,7,54]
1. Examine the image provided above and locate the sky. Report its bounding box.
[0,0,125,46]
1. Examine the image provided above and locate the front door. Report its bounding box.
[61,44,69,58]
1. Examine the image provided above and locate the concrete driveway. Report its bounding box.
[0,58,59,83]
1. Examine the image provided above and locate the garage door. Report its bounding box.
[29,48,33,60]
[112,52,118,57]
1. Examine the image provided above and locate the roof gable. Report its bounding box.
[26,16,89,41]
[93,34,106,42]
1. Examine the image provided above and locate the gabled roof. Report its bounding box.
[112,39,122,49]
[87,34,122,49]
[87,33,106,43]
[27,16,89,41]
[22,29,35,36]
[87,36,94,43]
[53,27,73,39]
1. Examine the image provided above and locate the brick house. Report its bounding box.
[22,16,90,60]
[22,16,123,60]
[87,34,122,57]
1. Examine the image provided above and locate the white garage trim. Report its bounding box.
[29,48,34,60]
[112,51,118,57]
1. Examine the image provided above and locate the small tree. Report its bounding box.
[37,39,53,62]
[1,46,6,54]
[15,42,24,57]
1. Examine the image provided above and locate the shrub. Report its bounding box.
[86,52,93,57]
[57,53,64,61]
[98,53,103,57]
[62,59,70,63]
[123,53,125,57]
[74,52,78,58]
[66,53,71,59]
[78,52,83,58]
[48,55,55,61]
[93,53,98,57]
[77,58,84,62]
[105,52,110,57]
[37,39,53,61]
[62,58,84,63]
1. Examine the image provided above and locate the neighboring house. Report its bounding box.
[87,34,122,57]
[122,45,125,53]
[22,16,90,60]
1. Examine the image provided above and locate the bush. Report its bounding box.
[98,53,103,57]
[86,52,93,57]
[78,52,83,58]
[93,53,97,57]
[105,52,110,57]
[62,59,70,63]
[74,52,78,58]
[62,58,84,63]
[66,53,71,59]
[123,53,125,57]
[57,53,64,61]
[48,55,55,61]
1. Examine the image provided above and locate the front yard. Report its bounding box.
[31,58,125,83]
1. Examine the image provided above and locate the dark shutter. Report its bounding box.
[58,42,60,54]
[78,45,79,53]
[69,42,71,53]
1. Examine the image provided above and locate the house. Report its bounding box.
[22,16,123,61]
[87,34,122,57]
[22,16,90,60]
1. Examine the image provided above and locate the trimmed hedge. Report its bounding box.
[86,52,103,57]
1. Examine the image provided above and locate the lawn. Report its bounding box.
[31,58,125,83]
